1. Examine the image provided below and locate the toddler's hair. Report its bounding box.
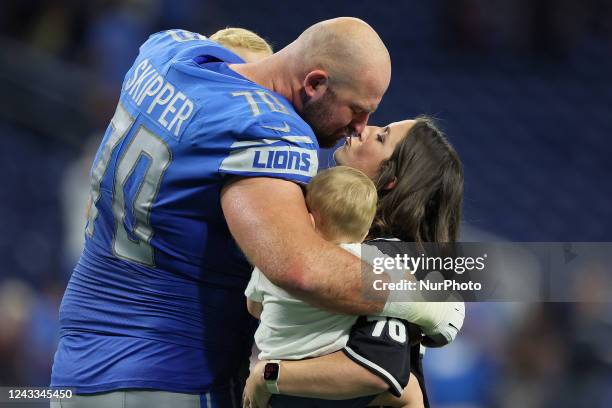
[306,166,377,242]
[210,27,273,56]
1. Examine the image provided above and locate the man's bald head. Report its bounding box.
[231,17,391,147]
[294,17,391,94]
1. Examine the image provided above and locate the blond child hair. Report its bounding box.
[209,27,273,62]
[305,166,377,243]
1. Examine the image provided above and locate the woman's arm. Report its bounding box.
[278,352,388,398]
[243,351,388,408]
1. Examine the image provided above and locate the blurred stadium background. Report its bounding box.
[0,0,611,407]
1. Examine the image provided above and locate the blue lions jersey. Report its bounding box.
[51,29,319,394]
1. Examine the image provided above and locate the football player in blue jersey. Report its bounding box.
[51,17,460,408]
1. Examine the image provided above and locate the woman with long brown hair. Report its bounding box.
[338,116,463,245]
[244,116,464,408]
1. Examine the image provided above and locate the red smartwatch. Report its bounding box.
[263,360,281,394]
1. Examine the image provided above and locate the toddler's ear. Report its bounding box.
[308,213,316,229]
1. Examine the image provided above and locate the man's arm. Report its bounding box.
[223,176,466,344]
[222,176,387,315]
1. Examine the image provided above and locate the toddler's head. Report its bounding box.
[305,166,377,244]
[210,27,273,62]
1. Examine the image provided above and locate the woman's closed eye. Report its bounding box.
[377,127,390,143]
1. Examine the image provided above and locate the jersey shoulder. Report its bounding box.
[139,29,244,68]
[219,103,319,184]
[240,96,317,147]
[120,29,245,108]
[184,66,318,152]
[117,30,246,140]
[214,88,319,184]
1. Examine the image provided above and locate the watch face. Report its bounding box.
[263,362,279,381]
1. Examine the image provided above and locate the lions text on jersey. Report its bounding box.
[51,29,319,394]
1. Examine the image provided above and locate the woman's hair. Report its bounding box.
[306,166,378,243]
[209,27,273,56]
[370,116,463,244]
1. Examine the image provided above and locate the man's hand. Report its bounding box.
[243,360,270,408]
[421,301,465,347]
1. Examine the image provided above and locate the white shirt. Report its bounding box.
[245,243,362,360]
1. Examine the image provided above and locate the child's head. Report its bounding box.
[305,166,377,244]
[209,27,273,63]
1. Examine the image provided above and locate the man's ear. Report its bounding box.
[303,70,329,99]
[383,177,397,191]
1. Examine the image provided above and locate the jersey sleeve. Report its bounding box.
[244,267,264,302]
[219,116,319,185]
[342,316,419,397]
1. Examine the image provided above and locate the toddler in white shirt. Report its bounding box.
[245,165,377,360]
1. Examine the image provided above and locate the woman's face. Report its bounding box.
[334,119,415,180]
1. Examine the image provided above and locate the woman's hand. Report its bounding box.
[243,360,271,408]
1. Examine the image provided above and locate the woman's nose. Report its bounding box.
[358,129,369,143]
